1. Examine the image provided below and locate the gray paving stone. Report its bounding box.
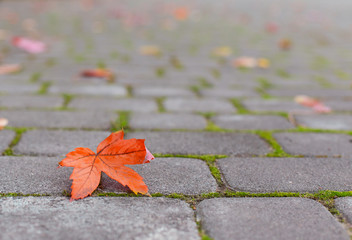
[213,115,294,130]
[268,88,352,99]
[0,130,15,153]
[218,157,352,192]
[196,198,349,240]
[164,98,236,113]
[133,86,194,97]
[295,114,352,130]
[0,197,199,240]
[242,99,308,112]
[0,95,63,109]
[199,88,258,98]
[14,130,111,156]
[335,197,352,224]
[274,132,352,156]
[101,158,218,194]
[1,110,116,129]
[129,113,207,130]
[127,131,270,156]
[0,84,39,94]
[0,156,217,195]
[69,97,158,112]
[50,84,128,97]
[325,100,352,111]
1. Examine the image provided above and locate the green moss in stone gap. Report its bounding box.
[37,82,52,95]
[230,98,249,114]
[156,97,166,113]
[2,127,28,156]
[29,72,42,83]
[111,111,130,132]
[190,85,201,97]
[254,131,293,157]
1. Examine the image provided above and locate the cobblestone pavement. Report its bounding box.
[0,0,352,239]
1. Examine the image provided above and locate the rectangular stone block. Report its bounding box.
[0,197,199,240]
[0,95,63,109]
[0,130,15,153]
[268,88,352,99]
[213,115,294,130]
[295,114,352,130]
[0,156,217,195]
[274,132,352,157]
[133,86,195,97]
[127,131,271,156]
[14,130,111,156]
[0,84,39,94]
[129,113,207,130]
[196,198,349,240]
[242,99,308,112]
[1,110,116,130]
[218,157,352,192]
[335,197,352,224]
[200,88,258,98]
[49,84,128,97]
[69,97,158,112]
[164,98,236,113]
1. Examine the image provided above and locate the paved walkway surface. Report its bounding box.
[0,0,352,239]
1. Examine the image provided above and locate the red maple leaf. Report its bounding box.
[58,131,154,201]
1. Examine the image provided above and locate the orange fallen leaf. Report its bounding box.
[257,58,270,68]
[173,7,189,21]
[232,57,270,69]
[59,131,154,201]
[139,45,162,57]
[0,118,8,130]
[279,38,292,50]
[0,64,21,75]
[294,95,331,113]
[80,68,115,82]
[12,36,46,54]
[212,46,232,57]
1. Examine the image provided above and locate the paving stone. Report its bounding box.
[127,131,271,156]
[335,197,352,224]
[101,158,218,194]
[1,110,116,129]
[133,86,194,97]
[129,113,207,130]
[325,100,352,112]
[218,157,352,192]
[295,114,352,130]
[0,197,199,240]
[274,132,352,156]
[213,115,294,130]
[14,130,111,156]
[242,99,308,112]
[268,88,352,98]
[50,84,128,97]
[69,97,158,112]
[196,198,349,240]
[0,95,63,109]
[164,98,236,113]
[199,88,258,98]
[0,130,15,153]
[0,84,39,94]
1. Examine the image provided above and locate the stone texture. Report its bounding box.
[133,86,194,97]
[213,115,294,130]
[0,197,199,240]
[101,157,218,194]
[335,197,352,224]
[1,110,116,129]
[50,84,128,97]
[199,88,258,98]
[127,131,271,156]
[242,99,308,112]
[274,132,352,157]
[69,97,158,112]
[295,114,352,130]
[0,130,15,153]
[129,113,207,130]
[268,88,352,98]
[325,100,352,112]
[0,156,217,195]
[14,130,110,156]
[218,157,352,192]
[196,198,349,240]
[0,84,39,94]
[164,98,236,113]
[0,95,63,109]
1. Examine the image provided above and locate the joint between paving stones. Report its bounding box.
[37,81,52,95]
[2,127,29,156]
[111,111,130,132]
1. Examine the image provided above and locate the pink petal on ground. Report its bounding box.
[143,147,155,163]
[313,104,331,113]
[12,37,46,54]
